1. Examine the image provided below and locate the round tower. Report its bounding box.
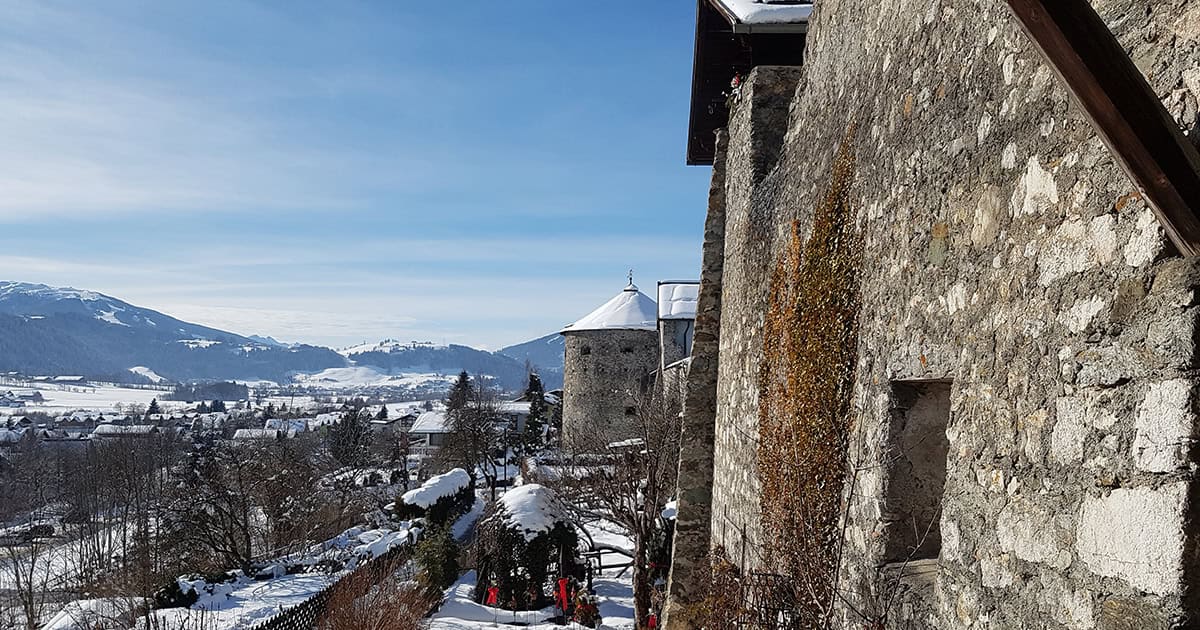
[560,279,659,447]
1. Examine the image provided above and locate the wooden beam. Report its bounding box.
[1005,0,1200,256]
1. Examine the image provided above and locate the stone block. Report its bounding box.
[1132,380,1194,473]
[1077,484,1186,595]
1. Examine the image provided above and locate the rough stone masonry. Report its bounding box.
[665,0,1200,628]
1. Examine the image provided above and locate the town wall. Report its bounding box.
[670,0,1200,627]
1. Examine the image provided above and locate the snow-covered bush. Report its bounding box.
[475,484,582,610]
[393,468,473,525]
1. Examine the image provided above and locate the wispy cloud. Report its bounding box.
[0,1,709,347]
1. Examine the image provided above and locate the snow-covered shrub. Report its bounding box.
[474,484,582,610]
[393,468,473,525]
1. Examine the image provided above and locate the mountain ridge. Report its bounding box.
[0,281,564,390]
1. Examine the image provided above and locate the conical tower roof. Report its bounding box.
[561,281,658,333]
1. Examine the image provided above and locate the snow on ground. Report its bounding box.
[429,518,637,629]
[141,524,417,630]
[0,383,177,415]
[127,366,165,383]
[293,366,457,389]
[144,573,335,629]
[0,520,133,591]
[42,597,147,630]
[452,495,486,541]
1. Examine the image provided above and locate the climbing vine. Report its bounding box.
[757,125,861,627]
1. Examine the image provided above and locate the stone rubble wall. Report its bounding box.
[673,0,1200,628]
[560,329,659,445]
[663,129,730,629]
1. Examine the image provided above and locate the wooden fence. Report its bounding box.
[249,544,417,630]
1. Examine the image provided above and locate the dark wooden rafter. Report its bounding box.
[1005,0,1200,256]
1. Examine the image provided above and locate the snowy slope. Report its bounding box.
[0,281,344,383]
[497,333,564,389]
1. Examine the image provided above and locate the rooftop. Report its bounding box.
[658,281,700,320]
[562,282,658,333]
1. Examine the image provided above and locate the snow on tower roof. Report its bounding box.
[561,282,658,333]
[658,282,699,320]
[713,0,813,25]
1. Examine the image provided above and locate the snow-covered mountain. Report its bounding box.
[340,339,546,390]
[0,282,343,383]
[0,281,566,390]
[498,333,565,388]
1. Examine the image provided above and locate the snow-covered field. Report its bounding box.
[293,366,456,389]
[0,383,177,416]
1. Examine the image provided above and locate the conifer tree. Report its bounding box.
[445,371,473,414]
[146,398,161,417]
[328,408,369,468]
[521,372,546,454]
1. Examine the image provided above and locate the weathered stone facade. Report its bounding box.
[667,0,1200,628]
[660,318,694,370]
[561,329,658,444]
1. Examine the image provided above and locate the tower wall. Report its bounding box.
[560,328,659,446]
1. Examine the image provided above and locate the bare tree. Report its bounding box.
[557,385,682,629]
[436,385,510,500]
[0,444,60,630]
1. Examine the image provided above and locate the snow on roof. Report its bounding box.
[91,424,158,436]
[657,282,699,320]
[714,0,813,25]
[562,282,657,333]
[410,410,451,434]
[401,468,471,508]
[495,484,569,541]
[233,428,281,440]
[497,401,531,415]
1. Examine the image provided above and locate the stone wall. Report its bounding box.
[663,129,729,629]
[709,64,803,568]
[560,328,658,445]
[660,318,695,369]
[670,0,1200,628]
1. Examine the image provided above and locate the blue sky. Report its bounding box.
[0,1,710,349]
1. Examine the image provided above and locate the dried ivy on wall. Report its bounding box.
[757,126,861,627]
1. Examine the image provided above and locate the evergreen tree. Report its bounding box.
[521,372,546,454]
[146,398,161,417]
[210,399,226,413]
[328,408,369,468]
[196,401,210,413]
[264,402,276,419]
[445,371,473,414]
[376,406,389,421]
[415,527,460,595]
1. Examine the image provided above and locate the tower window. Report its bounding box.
[581,346,591,356]
[624,407,636,416]
[621,346,635,353]
[883,381,951,564]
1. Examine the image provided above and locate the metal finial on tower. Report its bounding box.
[628,269,634,285]
[625,269,638,291]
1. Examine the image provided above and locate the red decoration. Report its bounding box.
[557,578,569,611]
[486,586,499,605]
[648,613,658,629]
